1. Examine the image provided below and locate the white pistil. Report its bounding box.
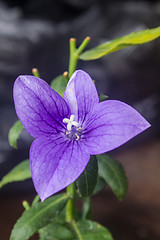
[63,115,78,131]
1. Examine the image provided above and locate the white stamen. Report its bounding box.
[75,133,80,140]
[63,115,78,131]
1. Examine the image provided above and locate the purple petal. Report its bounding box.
[82,100,151,154]
[30,135,90,201]
[63,70,99,123]
[13,75,70,138]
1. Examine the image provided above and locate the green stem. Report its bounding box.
[66,36,91,222]
[71,222,82,240]
[68,38,77,78]
[68,37,91,78]
[32,195,40,206]
[76,36,91,56]
[66,182,75,222]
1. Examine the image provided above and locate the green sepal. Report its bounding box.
[50,75,68,96]
[97,154,128,200]
[80,26,160,60]
[99,94,109,102]
[10,193,69,240]
[8,120,24,149]
[76,155,98,198]
[0,159,31,189]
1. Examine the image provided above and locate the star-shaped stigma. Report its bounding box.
[63,115,78,131]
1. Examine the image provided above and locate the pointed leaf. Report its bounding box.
[8,120,24,149]
[70,220,113,240]
[93,176,106,195]
[0,159,31,189]
[10,193,69,240]
[39,222,74,240]
[76,156,98,198]
[81,197,92,220]
[97,154,128,200]
[50,75,68,96]
[40,220,113,240]
[80,26,160,60]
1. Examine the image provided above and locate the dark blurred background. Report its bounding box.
[0,0,160,239]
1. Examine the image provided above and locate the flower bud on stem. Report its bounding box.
[63,71,69,81]
[32,68,40,78]
[22,200,30,210]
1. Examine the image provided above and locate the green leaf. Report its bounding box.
[93,176,106,195]
[97,154,128,200]
[76,156,98,198]
[0,159,31,189]
[39,222,74,240]
[70,220,113,240]
[81,197,92,220]
[8,120,24,149]
[10,193,69,240]
[80,26,160,60]
[50,75,68,96]
[40,220,113,240]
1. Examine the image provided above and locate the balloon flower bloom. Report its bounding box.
[13,70,150,201]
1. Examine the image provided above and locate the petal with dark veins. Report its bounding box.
[14,75,70,138]
[30,135,90,201]
[82,100,151,155]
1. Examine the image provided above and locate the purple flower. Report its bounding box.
[13,70,150,201]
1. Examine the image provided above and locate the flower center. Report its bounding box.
[63,115,82,140]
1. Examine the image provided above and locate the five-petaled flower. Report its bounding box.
[13,70,150,201]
